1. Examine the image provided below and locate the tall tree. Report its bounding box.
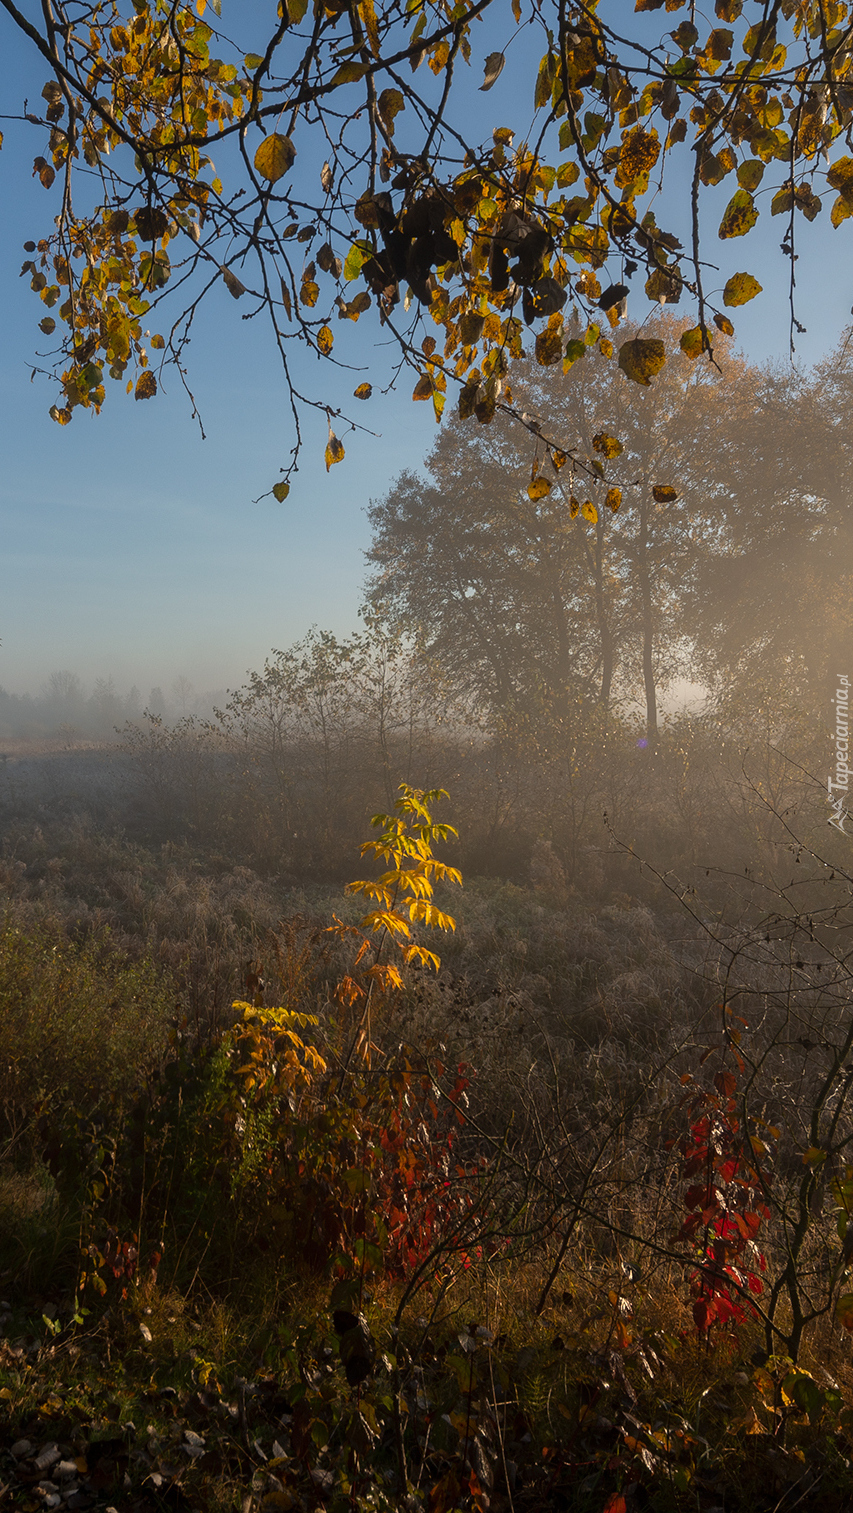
[367,315,751,747]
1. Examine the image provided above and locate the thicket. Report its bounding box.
[4,771,853,1512]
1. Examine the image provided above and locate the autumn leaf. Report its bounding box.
[652,484,679,502]
[378,88,404,132]
[615,126,660,191]
[581,499,598,522]
[353,383,372,399]
[221,265,246,299]
[828,156,853,203]
[480,52,505,91]
[135,370,157,400]
[272,481,290,501]
[38,316,56,334]
[592,432,623,458]
[718,189,758,239]
[317,325,333,355]
[528,477,551,500]
[606,487,622,511]
[714,313,734,335]
[737,159,764,192]
[723,272,762,306]
[618,337,666,386]
[535,313,563,366]
[680,325,705,360]
[412,375,432,400]
[325,431,345,470]
[253,133,296,183]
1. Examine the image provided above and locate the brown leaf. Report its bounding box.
[353,382,372,399]
[480,52,505,91]
[272,481,290,502]
[221,265,246,299]
[652,484,679,502]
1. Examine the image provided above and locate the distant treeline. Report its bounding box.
[0,672,224,743]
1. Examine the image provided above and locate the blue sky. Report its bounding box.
[1,3,851,700]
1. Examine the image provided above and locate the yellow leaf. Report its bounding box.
[593,431,623,458]
[317,325,333,355]
[528,477,551,500]
[253,133,296,183]
[325,432,345,471]
[723,271,763,306]
[272,481,290,501]
[615,125,660,190]
[718,188,758,239]
[618,337,666,386]
[714,312,734,335]
[353,382,372,399]
[606,487,622,512]
[680,325,705,360]
[135,370,157,400]
[581,499,598,522]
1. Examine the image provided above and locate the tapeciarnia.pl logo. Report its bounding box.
[829,673,850,834]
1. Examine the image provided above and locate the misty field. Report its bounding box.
[2,657,853,1513]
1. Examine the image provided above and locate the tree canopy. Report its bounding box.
[367,315,853,744]
[2,0,852,491]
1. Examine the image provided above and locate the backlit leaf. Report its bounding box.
[317,325,333,355]
[723,272,762,306]
[618,337,666,386]
[135,370,157,400]
[680,324,704,359]
[718,188,758,239]
[253,133,296,183]
[581,499,598,522]
[593,432,623,458]
[330,60,367,87]
[272,481,290,501]
[412,374,432,400]
[714,313,734,335]
[737,159,764,191]
[606,487,622,511]
[353,383,372,399]
[325,431,345,470]
[528,477,551,500]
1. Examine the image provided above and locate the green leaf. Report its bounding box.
[272,481,290,501]
[254,133,296,183]
[343,242,369,282]
[723,271,762,306]
[718,188,758,239]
